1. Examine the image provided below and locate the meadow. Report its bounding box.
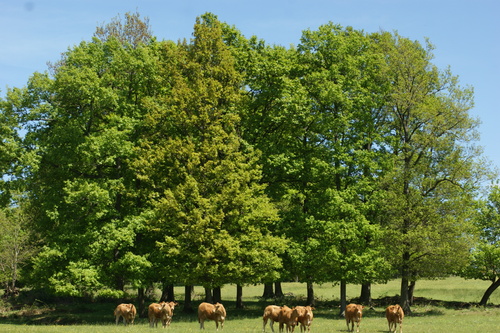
[1,277,499,332]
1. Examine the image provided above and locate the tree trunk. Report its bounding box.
[262,283,274,299]
[160,283,174,302]
[183,285,194,313]
[213,287,221,303]
[339,279,347,317]
[306,281,315,306]
[479,278,500,306]
[204,287,213,303]
[400,251,412,315]
[275,282,284,298]
[115,268,125,291]
[137,287,146,317]
[408,280,416,306]
[360,283,372,305]
[236,285,244,309]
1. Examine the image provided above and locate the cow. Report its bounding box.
[165,301,178,327]
[198,302,226,330]
[263,305,282,332]
[278,305,297,333]
[385,304,404,333]
[114,303,137,326]
[149,301,178,328]
[293,306,314,332]
[345,303,364,333]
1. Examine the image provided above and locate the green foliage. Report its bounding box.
[0,11,489,303]
[135,13,286,288]
[21,13,163,297]
[460,185,500,304]
[372,32,488,311]
[0,206,36,294]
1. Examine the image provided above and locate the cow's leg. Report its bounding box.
[263,318,268,332]
[199,319,204,330]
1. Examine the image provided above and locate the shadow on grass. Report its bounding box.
[1,293,491,325]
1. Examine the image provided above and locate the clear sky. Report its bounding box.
[1,0,499,171]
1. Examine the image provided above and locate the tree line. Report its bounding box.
[0,12,498,315]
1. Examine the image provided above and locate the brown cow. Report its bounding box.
[149,301,178,328]
[386,304,404,333]
[345,303,364,333]
[278,305,297,333]
[263,305,281,332]
[114,303,136,326]
[293,306,314,332]
[198,302,226,330]
[165,301,178,326]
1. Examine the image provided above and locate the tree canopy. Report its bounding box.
[0,12,493,310]
[460,185,500,305]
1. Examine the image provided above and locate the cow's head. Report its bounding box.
[214,303,225,318]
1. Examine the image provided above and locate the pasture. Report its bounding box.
[1,277,499,332]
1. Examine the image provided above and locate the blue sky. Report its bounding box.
[1,0,499,171]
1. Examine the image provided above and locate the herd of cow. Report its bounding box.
[113,301,404,333]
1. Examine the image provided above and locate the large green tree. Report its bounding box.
[291,23,392,309]
[378,32,486,313]
[134,13,286,301]
[238,23,392,308]
[22,13,160,298]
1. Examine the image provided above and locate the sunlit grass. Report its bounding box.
[196,276,500,305]
[2,308,500,333]
[1,277,499,332]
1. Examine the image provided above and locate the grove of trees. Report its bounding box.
[0,12,497,314]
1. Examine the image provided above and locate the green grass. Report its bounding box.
[1,308,500,333]
[1,277,499,332]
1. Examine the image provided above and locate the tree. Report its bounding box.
[0,205,36,297]
[134,13,286,305]
[22,13,159,299]
[378,32,486,313]
[94,11,153,47]
[238,22,392,308]
[460,185,500,305]
[294,24,394,310]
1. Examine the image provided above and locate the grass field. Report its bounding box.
[1,277,499,332]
